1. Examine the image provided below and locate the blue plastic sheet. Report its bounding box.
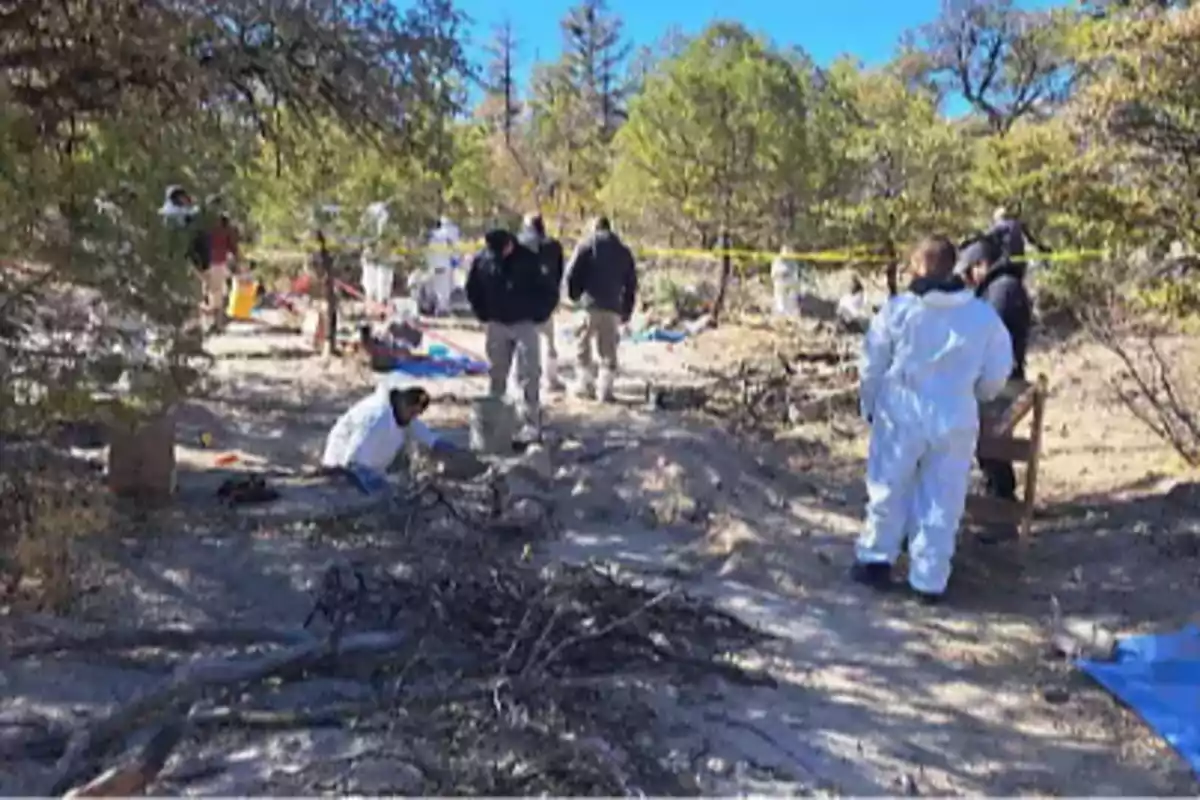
[631,328,687,344]
[392,356,488,378]
[1079,625,1200,777]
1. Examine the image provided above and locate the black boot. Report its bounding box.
[911,588,943,606]
[850,561,892,590]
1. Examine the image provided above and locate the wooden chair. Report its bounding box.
[965,374,1049,538]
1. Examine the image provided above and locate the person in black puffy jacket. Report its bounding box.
[564,216,638,401]
[955,235,1034,540]
[518,212,567,391]
[466,229,558,443]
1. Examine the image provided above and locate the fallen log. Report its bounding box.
[46,629,409,795]
[64,717,186,798]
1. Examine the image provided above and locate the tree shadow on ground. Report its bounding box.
[543,406,1199,795]
[8,344,1197,795]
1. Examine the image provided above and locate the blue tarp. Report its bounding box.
[631,328,688,344]
[391,342,488,378]
[1079,625,1200,777]
[392,356,488,378]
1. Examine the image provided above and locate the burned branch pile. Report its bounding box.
[1,475,773,796]
[659,338,861,435]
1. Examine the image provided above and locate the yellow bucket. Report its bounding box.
[227,277,257,320]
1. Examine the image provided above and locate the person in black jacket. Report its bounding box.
[564,216,638,402]
[986,206,1049,265]
[955,235,1033,539]
[466,229,559,443]
[518,212,566,392]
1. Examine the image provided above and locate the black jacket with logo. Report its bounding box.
[466,231,559,325]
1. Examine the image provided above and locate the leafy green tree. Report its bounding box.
[1068,5,1200,251]
[608,23,807,245]
[821,60,971,286]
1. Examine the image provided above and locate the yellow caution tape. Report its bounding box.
[245,240,1111,266]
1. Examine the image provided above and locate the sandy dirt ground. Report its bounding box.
[3,303,1200,795]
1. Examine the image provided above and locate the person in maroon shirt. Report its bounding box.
[204,212,240,329]
[210,213,240,273]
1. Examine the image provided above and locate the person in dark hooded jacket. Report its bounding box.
[956,236,1031,380]
[564,216,638,401]
[517,212,566,391]
[955,235,1033,538]
[466,229,559,443]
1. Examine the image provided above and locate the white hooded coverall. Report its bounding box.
[426,218,462,315]
[360,202,394,306]
[856,285,1013,595]
[770,256,803,316]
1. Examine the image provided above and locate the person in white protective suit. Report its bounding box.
[360,201,394,308]
[425,216,462,316]
[770,246,803,317]
[321,385,457,480]
[851,235,1014,603]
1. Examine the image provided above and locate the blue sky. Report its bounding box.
[456,0,1064,84]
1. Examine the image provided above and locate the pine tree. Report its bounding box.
[560,0,632,139]
[481,17,521,144]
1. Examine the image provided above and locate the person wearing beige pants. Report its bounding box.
[539,316,563,391]
[487,320,542,435]
[517,213,566,393]
[466,229,560,445]
[574,309,621,401]
[200,263,229,331]
[564,216,638,403]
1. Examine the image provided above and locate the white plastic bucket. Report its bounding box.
[469,396,516,455]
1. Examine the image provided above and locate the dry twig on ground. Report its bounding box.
[5,475,772,797]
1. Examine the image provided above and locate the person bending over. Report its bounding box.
[321,386,455,489]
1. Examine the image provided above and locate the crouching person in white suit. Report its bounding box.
[321,386,456,491]
[851,235,1013,604]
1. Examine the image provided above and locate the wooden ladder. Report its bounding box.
[965,374,1049,538]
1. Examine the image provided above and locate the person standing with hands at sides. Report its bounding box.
[517,212,567,392]
[851,235,1014,604]
[564,216,638,402]
[466,229,559,445]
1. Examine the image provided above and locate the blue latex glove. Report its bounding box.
[345,464,388,495]
[432,438,457,454]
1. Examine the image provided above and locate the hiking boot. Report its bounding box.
[979,523,1019,544]
[849,561,892,590]
[514,424,541,445]
[597,370,616,403]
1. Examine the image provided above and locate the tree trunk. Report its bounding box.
[711,229,733,326]
[317,230,338,356]
[885,238,900,297]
